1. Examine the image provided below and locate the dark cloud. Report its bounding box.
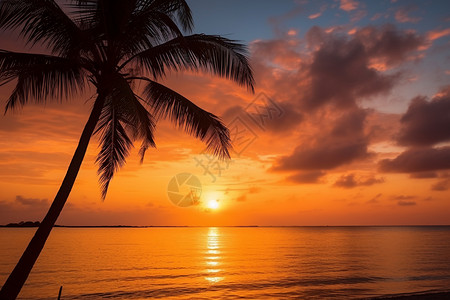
[256,24,426,113]
[431,179,450,191]
[274,140,369,171]
[334,173,384,188]
[366,111,401,143]
[300,24,425,111]
[255,102,303,133]
[379,147,450,173]
[410,172,438,179]
[273,109,371,171]
[15,195,49,207]
[397,89,450,146]
[330,107,367,137]
[286,171,326,184]
[356,24,425,66]
[392,195,416,200]
[398,200,416,206]
[304,35,397,110]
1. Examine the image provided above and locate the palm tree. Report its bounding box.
[0,0,254,298]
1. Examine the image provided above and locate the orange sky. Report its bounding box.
[1,1,450,226]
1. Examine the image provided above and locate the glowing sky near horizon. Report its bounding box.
[1,0,450,226]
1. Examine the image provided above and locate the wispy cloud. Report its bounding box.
[395,6,422,23]
[427,28,450,41]
[340,0,358,12]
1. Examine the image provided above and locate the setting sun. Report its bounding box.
[207,199,220,210]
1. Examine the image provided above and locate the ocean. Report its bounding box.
[1,226,450,299]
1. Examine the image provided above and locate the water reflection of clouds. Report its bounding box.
[204,227,224,284]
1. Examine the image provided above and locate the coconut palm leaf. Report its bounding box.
[143,79,231,159]
[96,94,134,199]
[119,9,184,54]
[0,50,85,112]
[128,34,254,91]
[95,75,156,198]
[143,0,193,33]
[0,0,83,56]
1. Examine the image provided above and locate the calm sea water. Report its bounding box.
[1,227,450,299]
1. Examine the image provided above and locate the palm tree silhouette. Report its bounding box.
[0,0,254,298]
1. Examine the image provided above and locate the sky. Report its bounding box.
[1,0,450,226]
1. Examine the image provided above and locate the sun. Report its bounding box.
[207,199,220,210]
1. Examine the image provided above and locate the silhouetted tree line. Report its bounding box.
[3,221,41,227]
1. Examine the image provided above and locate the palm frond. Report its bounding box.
[119,9,184,56]
[0,50,85,112]
[130,34,255,92]
[112,75,157,162]
[96,94,134,200]
[145,0,193,33]
[0,0,83,56]
[143,79,231,159]
[95,75,156,198]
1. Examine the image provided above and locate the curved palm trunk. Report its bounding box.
[0,95,106,300]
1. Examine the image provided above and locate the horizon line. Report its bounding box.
[2,224,450,228]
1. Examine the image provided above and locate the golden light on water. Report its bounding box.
[204,227,224,284]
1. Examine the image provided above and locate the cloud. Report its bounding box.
[395,6,422,23]
[308,4,327,20]
[224,186,261,203]
[309,12,322,19]
[379,147,450,173]
[274,140,369,170]
[301,25,425,111]
[431,179,450,191]
[398,200,416,206]
[15,195,49,207]
[392,195,416,200]
[248,186,261,194]
[303,33,398,110]
[0,196,51,224]
[355,24,426,69]
[252,24,424,115]
[272,109,372,172]
[367,193,382,204]
[228,24,432,185]
[287,29,298,36]
[397,89,450,146]
[340,0,358,12]
[221,100,303,136]
[427,28,450,41]
[250,101,303,133]
[236,195,247,202]
[287,171,326,184]
[334,173,384,188]
[268,4,305,37]
[251,38,302,70]
[410,172,438,179]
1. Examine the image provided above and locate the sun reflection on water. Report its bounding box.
[204,227,224,284]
